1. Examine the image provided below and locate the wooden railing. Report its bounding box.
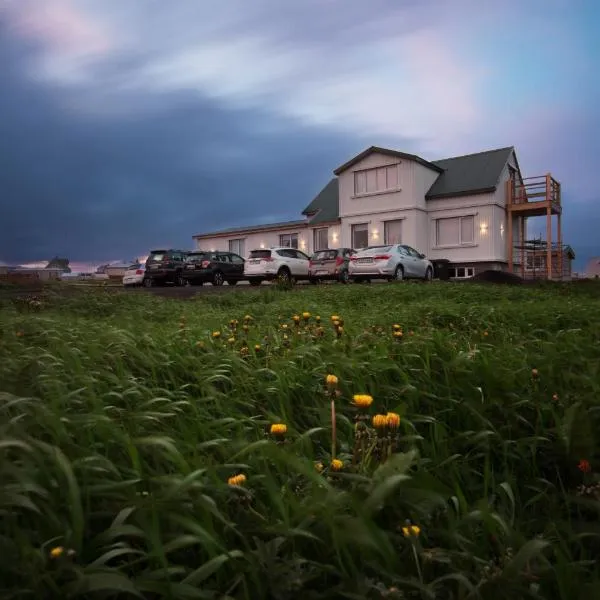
[508,174,561,210]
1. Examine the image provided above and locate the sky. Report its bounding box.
[0,0,599,271]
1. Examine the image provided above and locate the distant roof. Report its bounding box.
[333,146,444,176]
[302,178,340,225]
[194,219,307,239]
[426,146,514,199]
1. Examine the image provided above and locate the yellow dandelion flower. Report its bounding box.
[330,459,343,471]
[228,474,247,486]
[352,394,374,409]
[315,315,321,322]
[254,344,262,351]
[325,375,339,387]
[315,462,324,472]
[49,546,64,559]
[402,525,421,538]
[386,412,401,429]
[227,337,236,345]
[330,315,340,322]
[212,331,221,339]
[292,315,300,323]
[393,330,403,339]
[270,423,287,436]
[332,320,340,328]
[244,315,253,321]
[281,323,289,330]
[336,326,344,335]
[302,312,311,320]
[372,414,387,429]
[393,324,402,331]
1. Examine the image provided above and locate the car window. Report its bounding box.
[395,246,409,256]
[186,253,209,263]
[230,254,244,264]
[276,249,294,259]
[249,250,272,259]
[312,250,336,261]
[401,245,419,257]
[216,254,230,263]
[294,250,310,260]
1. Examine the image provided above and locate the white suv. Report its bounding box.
[244,247,311,285]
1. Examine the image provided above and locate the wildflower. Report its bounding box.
[330,459,343,471]
[292,315,300,324]
[578,459,591,473]
[372,414,387,429]
[244,315,253,322]
[302,312,311,321]
[331,315,340,322]
[552,393,559,402]
[49,546,64,559]
[315,462,324,473]
[531,368,539,379]
[393,324,401,331]
[254,344,262,352]
[229,319,238,329]
[240,346,249,357]
[270,423,287,436]
[483,330,489,337]
[281,323,288,331]
[326,374,338,392]
[315,316,321,323]
[352,394,373,409]
[393,330,403,339]
[332,320,341,328]
[336,326,344,337]
[195,341,205,349]
[386,412,401,429]
[402,525,421,538]
[242,324,249,333]
[315,326,325,337]
[212,331,221,339]
[228,474,247,486]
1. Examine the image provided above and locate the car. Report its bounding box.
[244,247,311,285]
[122,263,146,287]
[144,249,189,287]
[182,251,245,286]
[308,248,355,284]
[348,244,433,282]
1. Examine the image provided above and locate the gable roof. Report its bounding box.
[193,219,307,239]
[302,178,339,225]
[426,146,514,199]
[333,146,444,176]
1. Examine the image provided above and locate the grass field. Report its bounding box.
[1,281,600,599]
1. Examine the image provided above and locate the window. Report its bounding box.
[313,228,329,251]
[312,250,337,261]
[448,267,475,279]
[351,223,369,249]
[354,165,399,195]
[279,233,299,249]
[435,216,475,246]
[384,219,402,244]
[229,238,245,258]
[526,254,545,270]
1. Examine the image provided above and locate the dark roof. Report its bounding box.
[194,219,306,238]
[333,146,444,176]
[426,146,514,199]
[302,178,340,225]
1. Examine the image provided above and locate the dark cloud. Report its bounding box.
[0,21,368,262]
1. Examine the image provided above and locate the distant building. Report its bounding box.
[584,257,600,279]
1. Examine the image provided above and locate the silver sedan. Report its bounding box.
[348,244,433,282]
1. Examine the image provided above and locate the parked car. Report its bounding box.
[308,248,355,284]
[144,249,189,287]
[182,251,245,286]
[244,247,311,285]
[348,244,433,282]
[122,263,146,287]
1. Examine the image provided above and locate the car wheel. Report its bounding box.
[175,274,186,287]
[277,267,291,283]
[213,271,224,286]
[393,265,404,281]
[249,279,262,286]
[227,280,238,286]
[339,270,350,284]
[143,278,154,288]
[424,267,433,282]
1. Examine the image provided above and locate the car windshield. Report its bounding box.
[312,250,337,260]
[185,253,209,263]
[249,250,271,259]
[359,246,393,255]
[147,252,165,261]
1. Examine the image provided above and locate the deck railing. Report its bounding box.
[508,174,561,210]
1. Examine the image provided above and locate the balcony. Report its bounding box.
[507,174,561,216]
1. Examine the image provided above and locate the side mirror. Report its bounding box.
[418,253,426,259]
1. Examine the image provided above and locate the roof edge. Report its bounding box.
[193,220,308,239]
[426,186,497,200]
[333,146,444,176]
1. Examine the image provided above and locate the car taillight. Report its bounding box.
[374,254,391,260]
[335,256,344,266]
[135,269,143,275]
[201,260,211,268]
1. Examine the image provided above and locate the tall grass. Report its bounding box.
[1,281,599,599]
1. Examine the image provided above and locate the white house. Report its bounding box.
[193,145,569,279]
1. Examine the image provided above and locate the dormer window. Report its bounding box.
[354,164,399,196]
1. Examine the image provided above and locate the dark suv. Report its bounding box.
[182,251,245,286]
[144,249,189,287]
[308,248,355,284]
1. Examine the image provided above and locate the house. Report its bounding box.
[193,145,569,279]
[584,257,600,279]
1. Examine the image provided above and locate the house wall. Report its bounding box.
[338,153,439,219]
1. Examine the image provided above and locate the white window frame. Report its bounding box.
[228,238,246,258]
[383,219,403,245]
[351,223,369,249]
[279,233,299,249]
[434,216,475,248]
[448,266,475,279]
[353,164,401,197]
[313,228,329,251]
